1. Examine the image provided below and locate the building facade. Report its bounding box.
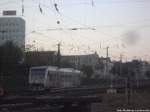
[62,52,99,69]
[25,51,57,66]
[94,57,114,78]
[0,17,25,50]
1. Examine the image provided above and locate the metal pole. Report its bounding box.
[106,46,109,58]
[57,42,61,68]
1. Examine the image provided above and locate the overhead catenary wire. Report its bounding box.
[38,2,124,48]
[24,0,148,43]
[54,3,60,14]
[22,1,84,53]
[0,0,149,57]
[29,0,99,53]
[4,0,124,51]
[39,3,43,14]
[1,0,149,58]
[31,1,126,55]
[91,0,94,7]
[27,30,59,42]
[0,0,18,7]
[0,0,149,8]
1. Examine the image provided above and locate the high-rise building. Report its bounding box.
[0,17,25,50]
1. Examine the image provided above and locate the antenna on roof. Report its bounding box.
[22,0,24,16]
[106,46,109,58]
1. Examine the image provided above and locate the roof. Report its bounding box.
[0,17,25,22]
[63,53,98,57]
[30,66,81,73]
[59,68,81,73]
[31,66,58,70]
[26,51,57,56]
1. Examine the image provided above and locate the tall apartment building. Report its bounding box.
[0,17,25,50]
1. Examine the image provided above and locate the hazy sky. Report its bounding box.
[0,0,150,61]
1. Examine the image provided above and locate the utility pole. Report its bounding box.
[57,42,61,68]
[120,53,123,76]
[125,63,131,105]
[104,46,109,77]
[106,46,109,58]
[120,53,123,62]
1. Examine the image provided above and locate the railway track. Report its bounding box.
[0,93,102,112]
[1,83,149,112]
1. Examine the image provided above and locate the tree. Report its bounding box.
[81,65,94,79]
[110,60,143,78]
[0,41,31,92]
[0,41,23,76]
[110,62,121,76]
[25,51,57,67]
[61,60,74,68]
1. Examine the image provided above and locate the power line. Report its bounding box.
[33,2,127,55]
[1,0,149,58]
[0,0,18,6]
[27,1,99,51]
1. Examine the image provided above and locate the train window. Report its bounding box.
[48,71,52,81]
[31,68,46,74]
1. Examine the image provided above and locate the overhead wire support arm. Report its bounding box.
[47,27,96,31]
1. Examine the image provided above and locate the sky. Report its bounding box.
[0,0,150,61]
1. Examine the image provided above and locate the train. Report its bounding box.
[29,66,83,90]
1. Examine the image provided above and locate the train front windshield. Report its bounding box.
[31,68,46,76]
[30,68,46,83]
